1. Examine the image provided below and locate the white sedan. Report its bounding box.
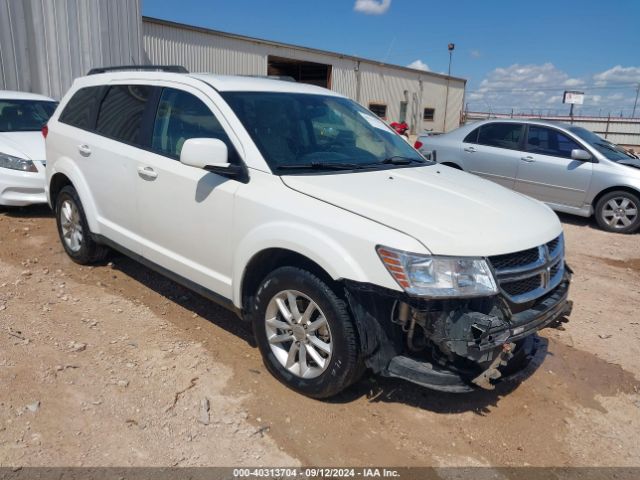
[0,91,57,206]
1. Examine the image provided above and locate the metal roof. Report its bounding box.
[142,16,467,84]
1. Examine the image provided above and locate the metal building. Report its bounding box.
[142,17,466,133]
[0,0,143,100]
[0,0,466,133]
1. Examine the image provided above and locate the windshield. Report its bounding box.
[221,92,426,172]
[0,100,57,132]
[567,126,636,161]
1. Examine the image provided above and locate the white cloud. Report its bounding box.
[354,0,391,15]
[407,59,430,71]
[563,78,584,87]
[468,63,640,116]
[593,65,640,86]
[470,50,482,59]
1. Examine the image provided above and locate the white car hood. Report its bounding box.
[0,132,46,160]
[282,165,562,257]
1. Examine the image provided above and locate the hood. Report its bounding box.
[282,165,562,257]
[0,132,46,161]
[617,158,640,170]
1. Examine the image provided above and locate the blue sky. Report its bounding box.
[143,0,640,116]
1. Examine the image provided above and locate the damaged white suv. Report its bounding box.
[45,66,572,398]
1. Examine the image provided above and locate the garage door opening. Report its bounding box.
[267,56,332,88]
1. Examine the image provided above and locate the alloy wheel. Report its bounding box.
[264,289,333,379]
[601,196,638,229]
[60,199,84,252]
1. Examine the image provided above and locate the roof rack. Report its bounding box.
[87,65,189,75]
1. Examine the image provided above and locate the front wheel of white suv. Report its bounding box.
[55,185,109,264]
[251,266,364,398]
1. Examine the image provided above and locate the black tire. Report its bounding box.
[594,190,640,234]
[55,185,109,264]
[251,266,362,399]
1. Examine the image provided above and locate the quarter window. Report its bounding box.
[526,126,581,159]
[95,85,152,145]
[151,88,238,162]
[477,123,523,150]
[463,127,479,143]
[59,86,104,130]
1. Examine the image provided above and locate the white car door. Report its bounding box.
[55,84,151,253]
[135,85,243,300]
[514,125,593,208]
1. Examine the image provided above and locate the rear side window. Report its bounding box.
[477,123,523,150]
[526,126,582,159]
[95,85,152,145]
[463,127,479,143]
[59,86,103,130]
[151,88,239,162]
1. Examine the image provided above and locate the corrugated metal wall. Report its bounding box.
[143,19,466,133]
[0,0,143,100]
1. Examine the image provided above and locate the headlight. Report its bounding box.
[377,246,498,298]
[0,152,38,172]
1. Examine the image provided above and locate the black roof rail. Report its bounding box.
[87,65,189,75]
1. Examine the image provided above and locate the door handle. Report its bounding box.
[521,156,535,163]
[78,144,91,157]
[137,166,158,180]
[464,146,477,153]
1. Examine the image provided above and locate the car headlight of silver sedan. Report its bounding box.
[0,152,38,172]
[377,246,498,298]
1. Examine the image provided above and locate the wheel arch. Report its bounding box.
[592,185,640,211]
[239,248,339,313]
[49,172,73,208]
[47,162,100,233]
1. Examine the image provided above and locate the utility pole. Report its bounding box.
[632,83,639,118]
[569,103,574,123]
[442,43,454,132]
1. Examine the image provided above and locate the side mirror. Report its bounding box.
[180,138,246,180]
[180,138,228,169]
[571,149,592,161]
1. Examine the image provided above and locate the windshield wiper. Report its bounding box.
[380,156,427,165]
[277,162,366,171]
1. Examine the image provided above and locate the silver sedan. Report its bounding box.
[415,119,640,233]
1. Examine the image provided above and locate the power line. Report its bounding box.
[467,83,639,94]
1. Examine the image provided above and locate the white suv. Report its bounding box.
[45,66,572,398]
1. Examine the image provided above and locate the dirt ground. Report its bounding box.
[1,206,639,468]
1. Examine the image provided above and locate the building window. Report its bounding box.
[369,103,387,119]
[423,108,435,121]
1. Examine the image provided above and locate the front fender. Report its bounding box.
[233,221,373,308]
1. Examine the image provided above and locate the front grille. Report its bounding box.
[547,237,560,255]
[502,275,543,297]
[489,234,564,304]
[489,247,540,271]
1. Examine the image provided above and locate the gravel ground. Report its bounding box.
[0,205,639,467]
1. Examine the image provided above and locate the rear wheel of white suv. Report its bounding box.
[55,185,109,264]
[251,266,363,398]
[595,190,640,234]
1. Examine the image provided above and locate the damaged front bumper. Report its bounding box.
[344,268,572,393]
